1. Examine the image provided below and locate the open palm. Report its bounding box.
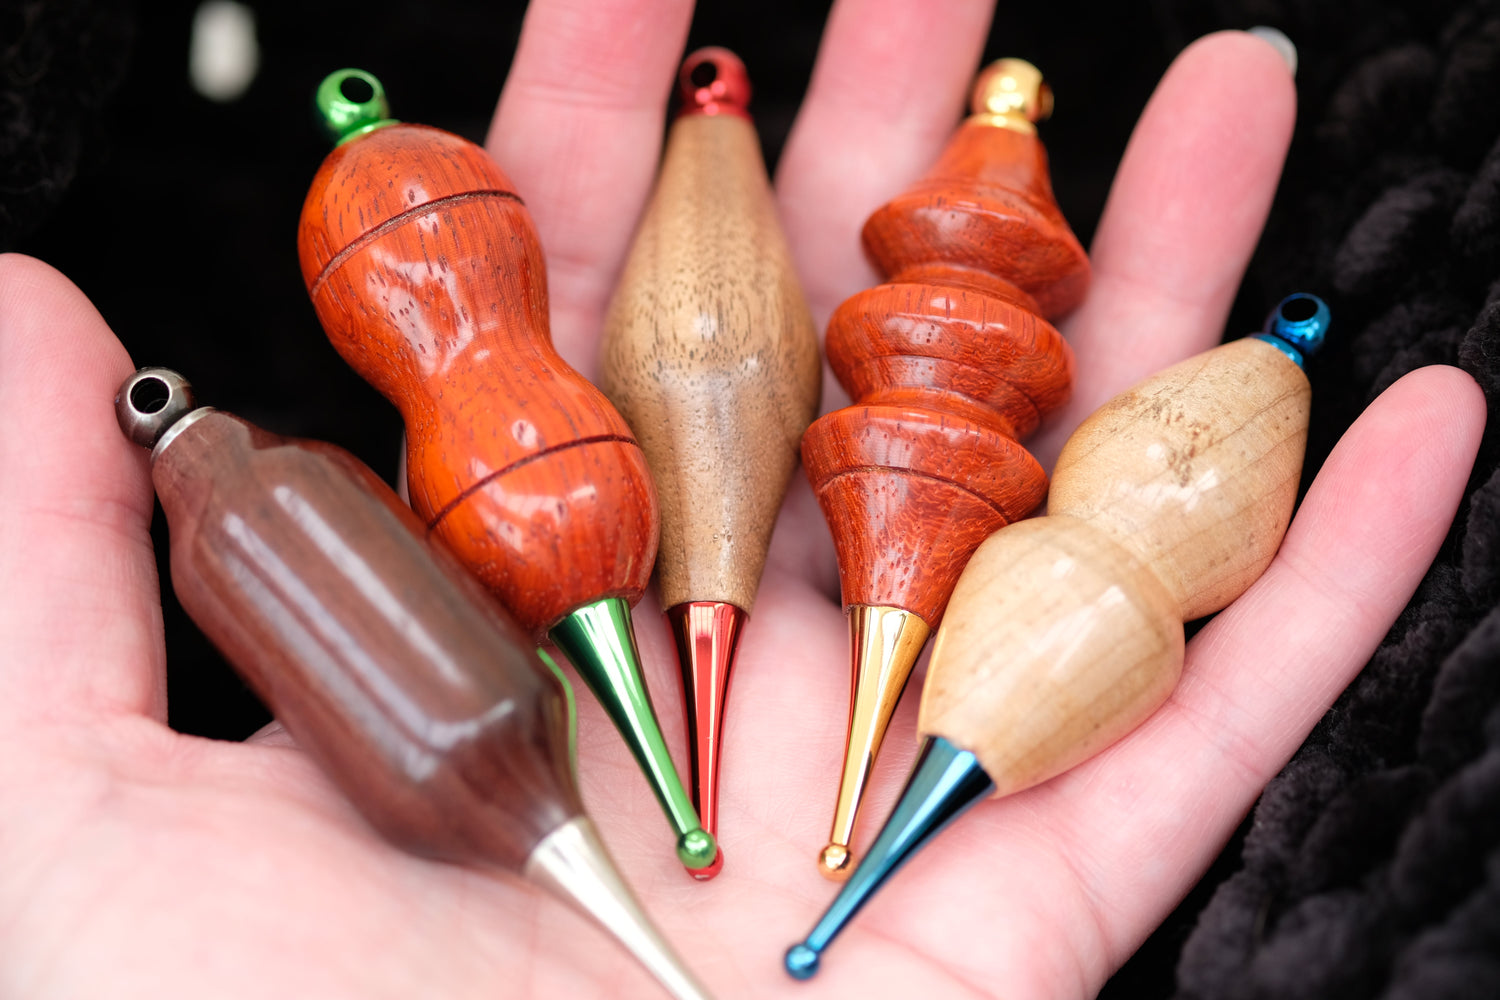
[0,1,1485,998]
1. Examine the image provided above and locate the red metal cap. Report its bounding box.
[677,47,751,119]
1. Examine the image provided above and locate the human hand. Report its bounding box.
[0,2,1485,999]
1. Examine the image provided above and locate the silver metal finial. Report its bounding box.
[525,818,713,1000]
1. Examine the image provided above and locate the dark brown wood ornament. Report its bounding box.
[142,395,580,870]
[116,369,714,999]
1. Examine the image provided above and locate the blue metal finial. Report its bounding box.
[1253,292,1330,369]
[784,736,995,980]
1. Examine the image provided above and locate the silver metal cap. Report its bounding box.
[115,367,196,450]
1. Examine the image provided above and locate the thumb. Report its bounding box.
[0,254,166,727]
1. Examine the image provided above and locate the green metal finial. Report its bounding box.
[548,598,718,872]
[315,68,399,146]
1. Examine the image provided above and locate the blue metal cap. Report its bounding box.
[1254,293,1330,369]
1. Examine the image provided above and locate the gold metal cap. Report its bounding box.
[968,58,1053,134]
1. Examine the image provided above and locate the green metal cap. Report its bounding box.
[315,68,399,146]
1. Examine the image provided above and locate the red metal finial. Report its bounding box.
[678,47,751,118]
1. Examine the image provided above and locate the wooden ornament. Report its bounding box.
[800,57,1088,628]
[114,368,711,1000]
[298,120,658,640]
[600,48,821,858]
[921,336,1313,794]
[801,58,1089,879]
[297,72,716,877]
[602,47,820,615]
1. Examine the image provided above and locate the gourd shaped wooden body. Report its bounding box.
[601,48,821,859]
[297,91,657,638]
[113,370,710,1000]
[923,333,1313,788]
[785,297,1327,980]
[298,72,716,877]
[800,58,1089,879]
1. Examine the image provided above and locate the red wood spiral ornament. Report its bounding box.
[799,58,1090,879]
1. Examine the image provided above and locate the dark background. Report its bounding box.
[6,1,1500,997]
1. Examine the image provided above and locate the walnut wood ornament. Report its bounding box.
[113,368,710,1000]
[799,58,1089,880]
[297,69,714,874]
[785,295,1330,980]
[601,48,821,876]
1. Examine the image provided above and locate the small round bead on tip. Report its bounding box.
[676,828,719,872]
[785,942,821,980]
[687,846,724,881]
[818,842,854,881]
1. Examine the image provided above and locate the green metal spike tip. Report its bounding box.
[548,598,717,872]
[315,68,399,146]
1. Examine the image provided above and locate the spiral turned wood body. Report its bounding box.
[298,122,658,639]
[800,65,1088,627]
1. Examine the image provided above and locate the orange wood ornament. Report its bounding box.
[799,58,1090,879]
[297,70,716,875]
[297,118,655,637]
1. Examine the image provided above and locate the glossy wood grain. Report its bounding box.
[800,92,1088,627]
[154,409,581,870]
[920,337,1311,794]
[601,58,820,614]
[298,123,658,637]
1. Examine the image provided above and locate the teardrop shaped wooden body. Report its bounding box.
[800,113,1087,627]
[601,89,820,614]
[920,337,1312,795]
[298,123,659,638]
[153,409,581,870]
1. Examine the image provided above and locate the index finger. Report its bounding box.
[487,0,694,376]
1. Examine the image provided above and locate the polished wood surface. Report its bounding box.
[154,409,581,870]
[299,123,658,637]
[800,81,1088,627]
[920,337,1312,795]
[601,58,820,614]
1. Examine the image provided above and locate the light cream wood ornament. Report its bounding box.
[920,335,1313,795]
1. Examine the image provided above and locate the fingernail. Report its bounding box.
[1247,26,1298,79]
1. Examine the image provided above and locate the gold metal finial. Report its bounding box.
[818,605,932,881]
[968,58,1052,134]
